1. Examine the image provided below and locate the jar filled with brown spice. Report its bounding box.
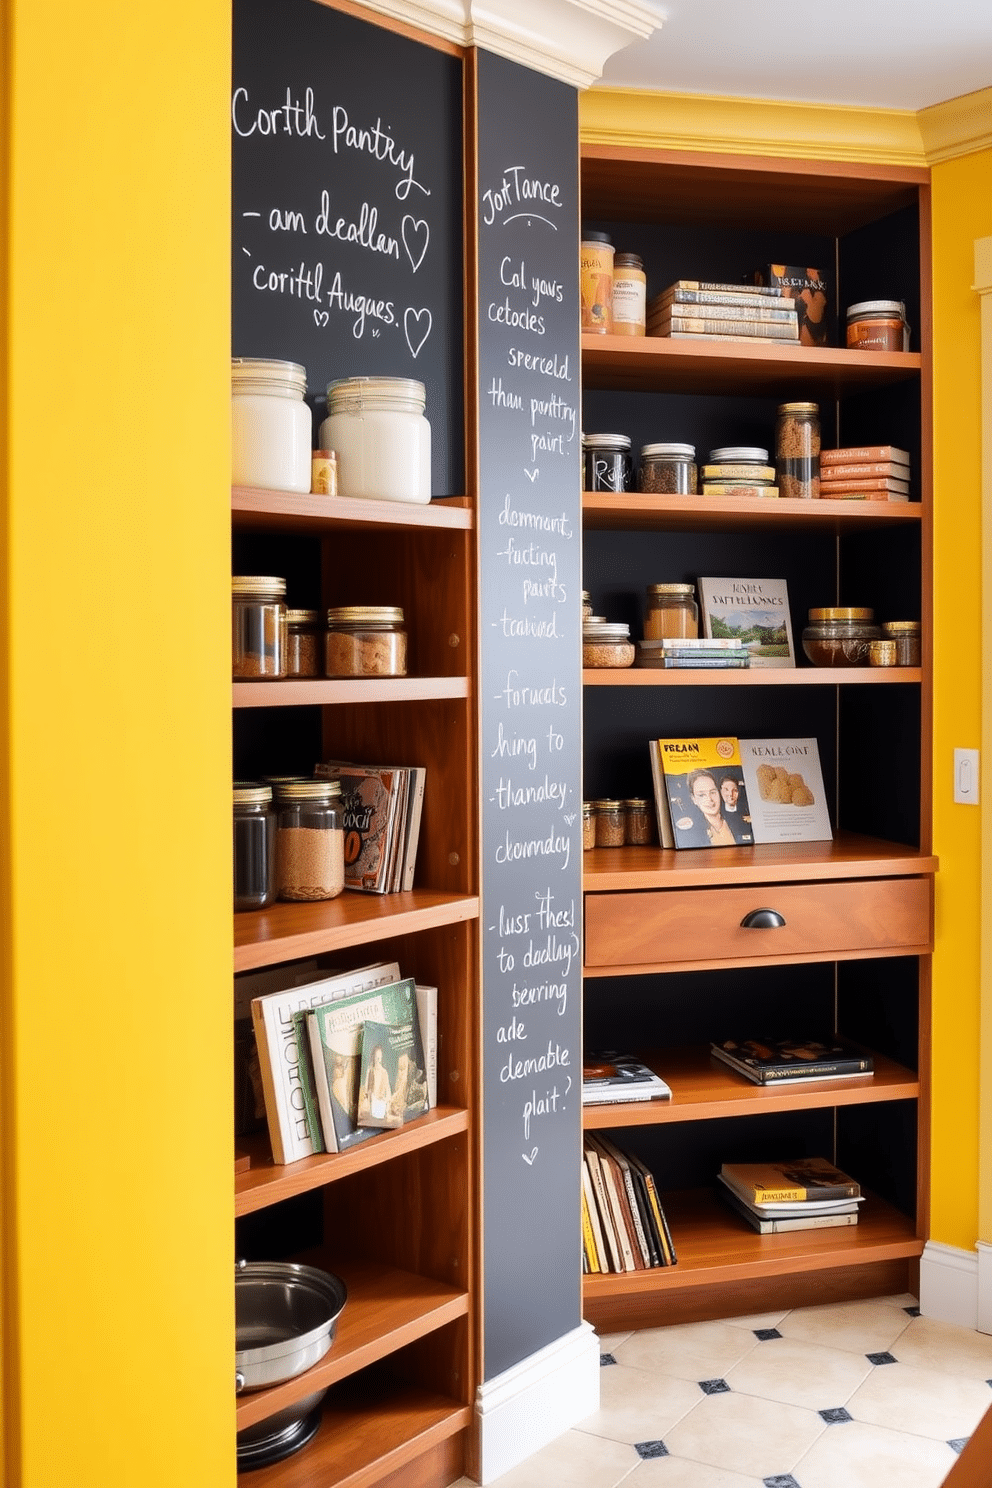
[583,621,635,669]
[285,609,321,678]
[623,798,653,846]
[775,402,820,500]
[275,779,345,901]
[582,802,596,851]
[325,606,407,677]
[232,576,287,680]
[594,799,625,848]
[644,583,698,640]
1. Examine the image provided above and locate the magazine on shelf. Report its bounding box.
[711,1035,874,1085]
[315,761,426,894]
[738,738,833,844]
[356,1015,430,1130]
[582,1052,672,1104]
[697,577,795,668]
[652,737,754,850]
[719,1157,861,1205]
[717,1180,859,1233]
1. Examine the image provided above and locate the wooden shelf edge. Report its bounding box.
[234,891,480,972]
[583,667,921,686]
[236,1107,470,1214]
[583,942,933,977]
[582,490,923,531]
[233,676,470,707]
[232,485,474,530]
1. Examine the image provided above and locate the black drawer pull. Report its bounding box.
[740,908,786,930]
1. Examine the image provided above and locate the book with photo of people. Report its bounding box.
[356,1016,430,1131]
[651,737,754,850]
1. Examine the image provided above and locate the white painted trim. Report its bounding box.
[474,1322,600,1483]
[920,1240,980,1328]
[977,1242,992,1334]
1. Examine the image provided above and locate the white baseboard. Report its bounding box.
[474,1322,600,1484]
[920,1240,981,1328]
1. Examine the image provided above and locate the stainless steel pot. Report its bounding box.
[235,1260,347,1393]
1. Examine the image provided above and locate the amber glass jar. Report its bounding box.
[325,606,407,677]
[644,584,698,640]
[232,576,287,680]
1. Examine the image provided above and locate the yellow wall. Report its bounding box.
[929,147,992,1249]
[1,2,234,1483]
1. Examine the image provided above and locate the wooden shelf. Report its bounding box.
[582,1046,918,1130]
[581,333,921,399]
[233,677,470,707]
[234,890,480,972]
[582,490,923,534]
[241,1377,471,1488]
[582,832,936,895]
[583,666,921,686]
[233,485,473,532]
[236,1108,470,1216]
[236,1259,469,1431]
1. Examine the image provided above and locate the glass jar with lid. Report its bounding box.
[882,620,922,666]
[638,443,697,495]
[644,583,699,640]
[582,621,635,669]
[583,433,633,492]
[285,609,321,678]
[802,607,881,667]
[275,779,345,901]
[233,783,277,911]
[775,402,820,500]
[846,300,910,353]
[594,799,626,848]
[319,377,431,504]
[582,802,596,851]
[325,606,407,677]
[232,576,287,679]
[623,798,653,846]
[231,358,312,494]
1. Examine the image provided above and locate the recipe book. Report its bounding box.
[697,577,795,668]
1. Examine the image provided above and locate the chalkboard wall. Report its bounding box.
[232,0,464,494]
[476,50,582,1382]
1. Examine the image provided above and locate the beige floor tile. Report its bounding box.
[598,1330,636,1354]
[724,1333,873,1410]
[776,1297,914,1355]
[721,1309,790,1332]
[847,1357,992,1441]
[460,1429,638,1488]
[576,1362,701,1445]
[892,1313,992,1380]
[661,1390,824,1478]
[626,1457,765,1486]
[873,1292,920,1309]
[612,1319,759,1383]
[791,1417,958,1488]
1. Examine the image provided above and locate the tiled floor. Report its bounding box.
[453,1295,992,1488]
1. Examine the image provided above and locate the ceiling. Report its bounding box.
[596,0,992,111]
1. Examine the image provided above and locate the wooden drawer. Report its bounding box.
[584,877,933,970]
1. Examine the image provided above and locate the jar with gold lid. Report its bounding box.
[623,798,653,846]
[325,606,407,677]
[593,799,625,848]
[882,620,921,667]
[775,402,820,500]
[233,782,276,911]
[644,583,698,641]
[285,609,321,678]
[582,802,596,851]
[275,778,345,901]
[232,575,287,679]
[802,606,880,667]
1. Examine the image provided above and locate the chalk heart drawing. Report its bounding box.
[522,1148,538,1166]
[525,468,539,482]
[404,306,432,359]
[563,813,576,826]
[401,215,430,273]
[313,309,329,327]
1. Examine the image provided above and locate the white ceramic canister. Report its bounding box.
[231,357,312,494]
[319,376,431,504]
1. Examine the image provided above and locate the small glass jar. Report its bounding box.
[623,798,653,846]
[275,779,345,901]
[882,620,922,667]
[582,802,596,851]
[583,622,635,669]
[233,783,277,911]
[583,434,633,493]
[231,358,312,494]
[775,402,820,500]
[325,606,407,677]
[638,443,697,495]
[319,377,431,504]
[802,607,881,667]
[582,591,593,622]
[869,639,898,667]
[580,231,614,333]
[594,799,625,848]
[846,300,910,353]
[232,576,287,679]
[644,583,699,640]
[311,449,338,496]
[612,252,646,336]
[285,609,321,678]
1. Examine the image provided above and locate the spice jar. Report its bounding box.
[583,622,635,669]
[325,606,407,677]
[233,783,277,911]
[612,252,647,336]
[231,358,313,494]
[869,639,898,667]
[583,434,633,493]
[775,402,820,500]
[582,802,596,851]
[623,798,653,846]
[594,799,625,848]
[882,620,922,667]
[644,584,698,640]
[638,444,697,495]
[232,576,287,680]
[580,231,614,334]
[582,591,593,621]
[285,609,321,678]
[802,607,881,667]
[311,449,338,496]
[319,377,431,504]
[846,300,910,353]
[275,779,345,901]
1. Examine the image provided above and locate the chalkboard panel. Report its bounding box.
[232,0,464,495]
[476,50,582,1381]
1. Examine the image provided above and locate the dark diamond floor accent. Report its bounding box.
[819,1407,853,1424]
[634,1440,668,1459]
[599,1352,617,1366]
[904,1305,921,1317]
[866,1351,897,1365]
[763,1476,801,1488]
[754,1327,782,1341]
[948,1438,969,1455]
[699,1377,730,1395]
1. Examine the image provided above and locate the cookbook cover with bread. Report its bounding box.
[738,737,832,843]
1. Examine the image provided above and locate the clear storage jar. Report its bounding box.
[802,607,881,667]
[593,799,626,848]
[644,583,698,640]
[623,798,653,846]
[275,779,345,901]
[583,434,633,492]
[232,576,287,679]
[231,358,312,494]
[582,622,635,669]
[285,609,321,678]
[319,377,430,504]
[233,783,277,911]
[882,620,921,666]
[325,606,407,677]
[582,802,596,851]
[638,444,697,495]
[775,402,820,500]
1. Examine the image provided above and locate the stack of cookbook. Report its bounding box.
[717,1157,864,1234]
[647,280,799,343]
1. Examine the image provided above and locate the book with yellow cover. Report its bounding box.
[720,1157,861,1205]
[652,737,753,850]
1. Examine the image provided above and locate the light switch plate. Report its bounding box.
[954,748,980,804]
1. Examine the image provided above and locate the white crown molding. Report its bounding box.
[919,87,992,165]
[349,0,664,89]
